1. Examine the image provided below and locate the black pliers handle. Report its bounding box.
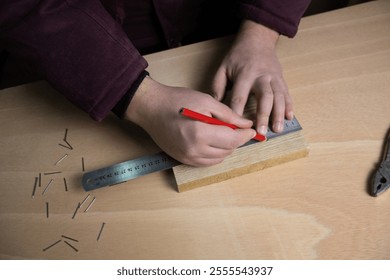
[371,130,390,197]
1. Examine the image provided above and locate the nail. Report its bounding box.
[44,171,62,175]
[72,203,80,219]
[46,202,49,218]
[287,111,294,120]
[42,239,62,252]
[32,177,38,198]
[54,154,68,166]
[64,178,68,192]
[42,179,54,195]
[79,194,90,208]
[259,125,268,136]
[82,157,85,171]
[61,235,79,242]
[59,143,72,150]
[273,122,283,132]
[64,128,68,141]
[64,139,73,150]
[64,240,78,252]
[97,222,106,241]
[84,197,96,213]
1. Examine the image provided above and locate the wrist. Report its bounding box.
[112,70,149,119]
[239,20,279,47]
[123,75,158,126]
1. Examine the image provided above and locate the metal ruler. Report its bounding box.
[82,117,302,191]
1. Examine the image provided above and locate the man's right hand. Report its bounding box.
[124,76,256,166]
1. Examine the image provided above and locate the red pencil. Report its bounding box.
[179,107,267,142]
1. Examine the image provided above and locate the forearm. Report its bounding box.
[0,0,148,121]
[237,0,311,37]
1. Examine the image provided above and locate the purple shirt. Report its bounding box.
[0,0,310,121]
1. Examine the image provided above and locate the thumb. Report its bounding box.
[211,104,253,129]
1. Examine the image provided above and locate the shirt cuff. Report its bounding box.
[112,70,149,119]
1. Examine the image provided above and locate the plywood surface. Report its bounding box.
[1,0,390,259]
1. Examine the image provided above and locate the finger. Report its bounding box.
[189,156,226,167]
[208,126,256,150]
[211,66,228,101]
[270,79,286,133]
[253,78,274,135]
[181,127,256,167]
[209,101,253,129]
[230,76,252,116]
[284,90,294,120]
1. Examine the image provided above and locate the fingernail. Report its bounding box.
[251,130,257,138]
[245,119,254,126]
[273,122,283,132]
[287,111,294,120]
[259,125,268,136]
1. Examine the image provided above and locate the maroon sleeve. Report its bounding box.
[0,0,148,121]
[238,0,311,37]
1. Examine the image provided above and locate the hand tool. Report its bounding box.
[371,129,390,197]
[82,117,302,192]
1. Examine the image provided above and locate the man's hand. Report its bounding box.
[124,76,256,166]
[212,20,293,136]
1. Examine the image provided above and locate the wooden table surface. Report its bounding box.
[1,0,390,260]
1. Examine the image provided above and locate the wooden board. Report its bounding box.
[173,130,309,192]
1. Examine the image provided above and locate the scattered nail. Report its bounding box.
[44,171,62,175]
[42,179,54,195]
[64,240,78,252]
[59,143,72,150]
[97,222,106,241]
[84,197,96,213]
[42,239,62,252]
[79,194,90,208]
[61,235,79,243]
[54,154,68,166]
[64,128,68,141]
[71,203,80,219]
[46,202,49,218]
[32,177,38,198]
[63,178,68,192]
